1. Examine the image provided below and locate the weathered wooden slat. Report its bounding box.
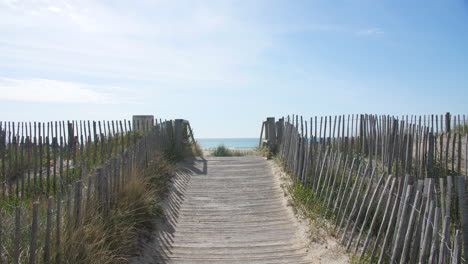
[456,176,468,257]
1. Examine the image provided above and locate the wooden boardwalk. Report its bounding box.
[137,156,311,264]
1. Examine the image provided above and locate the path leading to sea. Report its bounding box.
[136,156,312,264]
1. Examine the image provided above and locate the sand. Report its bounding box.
[269,159,350,264]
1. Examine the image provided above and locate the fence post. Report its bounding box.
[456,176,468,257]
[95,168,102,211]
[266,117,276,152]
[186,122,196,144]
[277,118,284,146]
[29,202,39,264]
[452,230,461,264]
[446,112,451,132]
[44,197,52,263]
[258,121,265,147]
[0,213,2,264]
[74,180,82,227]
[56,193,61,263]
[14,207,20,264]
[103,167,109,214]
[174,119,183,154]
[66,184,72,224]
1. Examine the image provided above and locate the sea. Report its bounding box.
[197,138,258,149]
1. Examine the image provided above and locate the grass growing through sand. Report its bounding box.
[60,155,174,264]
[0,133,202,263]
[211,145,248,157]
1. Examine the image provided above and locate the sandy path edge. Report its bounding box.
[268,159,350,264]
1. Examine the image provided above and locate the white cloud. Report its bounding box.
[357,27,384,36]
[0,0,270,88]
[280,23,385,38]
[47,6,61,13]
[0,78,133,104]
[0,0,385,97]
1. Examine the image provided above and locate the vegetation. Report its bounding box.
[185,140,203,158]
[61,175,156,264]
[61,156,174,264]
[0,120,196,263]
[211,145,249,157]
[256,144,273,159]
[454,124,468,135]
[269,114,468,263]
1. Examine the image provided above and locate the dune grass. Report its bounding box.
[59,155,174,264]
[187,140,203,157]
[211,145,249,157]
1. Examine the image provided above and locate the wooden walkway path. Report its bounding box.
[136,156,311,264]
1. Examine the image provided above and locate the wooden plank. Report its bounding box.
[369,177,397,262]
[455,176,468,257]
[56,193,61,263]
[452,133,456,175]
[440,177,446,219]
[390,184,414,263]
[399,190,422,264]
[419,201,435,263]
[334,158,356,221]
[44,197,52,263]
[439,215,450,264]
[446,176,453,217]
[332,156,350,214]
[319,151,334,199]
[258,121,265,147]
[340,165,371,241]
[74,180,82,227]
[14,207,20,264]
[29,202,39,264]
[46,136,50,195]
[445,133,451,177]
[336,163,364,231]
[59,136,64,194]
[346,169,382,250]
[457,134,461,175]
[66,184,72,223]
[52,137,57,194]
[355,174,392,254]
[377,177,404,264]
[452,230,461,264]
[314,148,329,193]
[19,136,24,198]
[408,180,427,264]
[327,153,344,209]
[39,134,43,194]
[428,207,441,264]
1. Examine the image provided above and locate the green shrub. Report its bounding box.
[211,145,246,157]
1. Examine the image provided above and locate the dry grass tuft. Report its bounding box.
[60,175,156,264]
[59,155,174,264]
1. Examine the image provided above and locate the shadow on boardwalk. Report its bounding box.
[133,157,312,264]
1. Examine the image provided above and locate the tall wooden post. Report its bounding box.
[174,119,183,154]
[266,117,276,152]
[445,112,451,132]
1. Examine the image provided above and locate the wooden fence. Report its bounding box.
[0,118,194,263]
[260,113,468,264]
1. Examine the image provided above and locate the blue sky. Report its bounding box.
[1,0,467,138]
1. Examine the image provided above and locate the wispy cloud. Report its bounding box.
[47,6,62,13]
[0,0,270,87]
[357,27,384,36]
[0,78,134,104]
[283,23,385,37]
